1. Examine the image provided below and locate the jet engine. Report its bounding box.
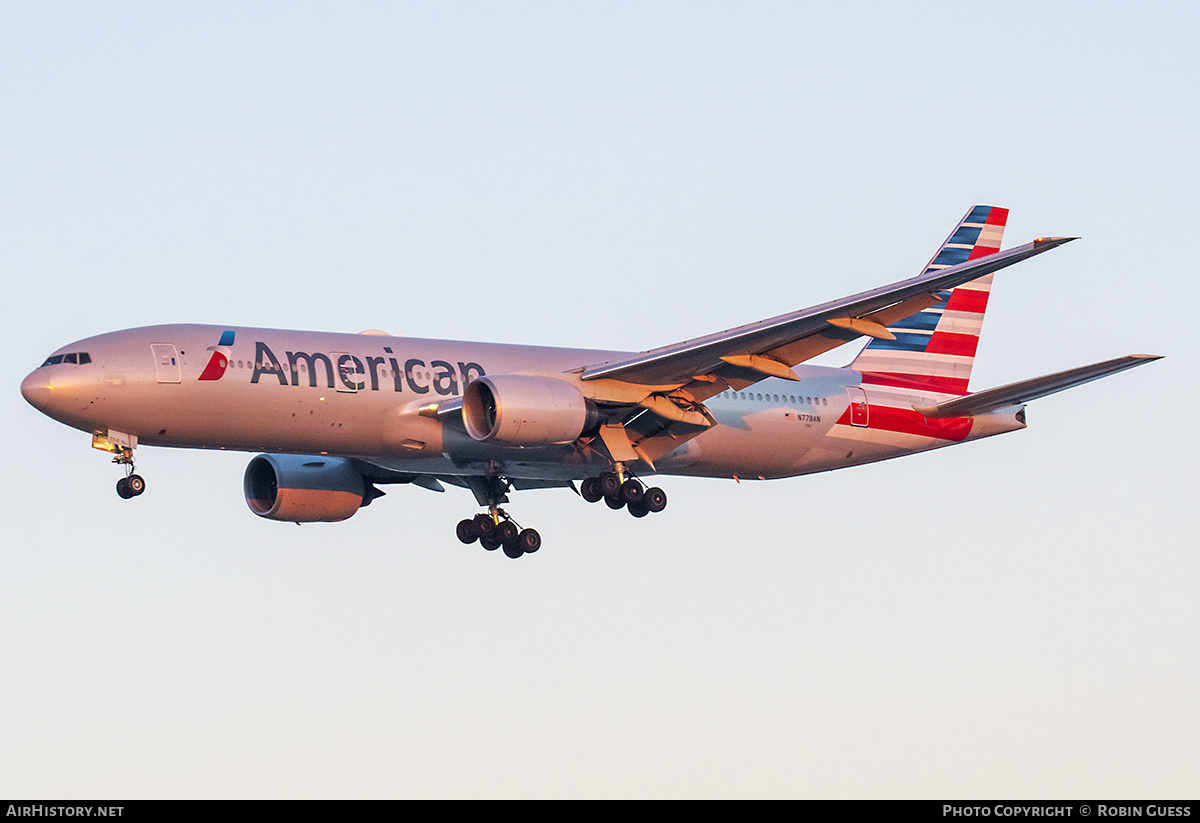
[244,454,375,522]
[462,374,599,447]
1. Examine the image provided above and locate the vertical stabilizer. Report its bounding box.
[849,205,1008,395]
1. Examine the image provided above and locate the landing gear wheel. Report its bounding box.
[643,487,667,513]
[604,494,625,510]
[456,519,479,544]
[473,512,496,537]
[517,528,541,554]
[126,474,145,496]
[480,535,501,551]
[116,477,134,499]
[627,501,649,518]
[502,541,524,559]
[495,520,519,545]
[580,476,603,503]
[620,478,644,505]
[597,471,621,498]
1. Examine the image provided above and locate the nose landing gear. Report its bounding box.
[112,447,146,499]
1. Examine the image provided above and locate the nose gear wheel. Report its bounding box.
[112,448,146,499]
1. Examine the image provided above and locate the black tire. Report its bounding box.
[502,541,524,559]
[127,474,146,496]
[597,471,621,498]
[116,477,134,499]
[495,520,519,545]
[517,528,541,554]
[456,519,479,544]
[604,493,625,510]
[627,501,648,518]
[480,535,501,551]
[473,512,496,536]
[620,478,644,505]
[643,487,667,513]
[580,476,603,503]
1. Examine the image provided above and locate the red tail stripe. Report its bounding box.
[944,288,990,314]
[926,332,980,358]
[967,245,1001,260]
[859,372,971,395]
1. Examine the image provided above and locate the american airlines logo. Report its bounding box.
[197,330,236,381]
[247,340,484,396]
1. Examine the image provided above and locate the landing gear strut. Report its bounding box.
[113,448,146,499]
[580,468,667,518]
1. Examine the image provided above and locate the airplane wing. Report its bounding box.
[913,355,1162,419]
[390,210,1081,471]
[579,236,1075,389]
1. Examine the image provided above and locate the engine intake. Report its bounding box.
[244,454,369,522]
[462,375,598,446]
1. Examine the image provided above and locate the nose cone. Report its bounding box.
[20,369,54,414]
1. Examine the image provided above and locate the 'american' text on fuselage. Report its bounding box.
[250,341,485,395]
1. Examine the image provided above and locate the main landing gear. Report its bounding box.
[456,510,541,559]
[456,475,541,559]
[113,447,146,499]
[579,470,667,518]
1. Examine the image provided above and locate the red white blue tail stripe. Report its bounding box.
[849,205,1008,396]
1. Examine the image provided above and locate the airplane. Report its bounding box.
[20,206,1160,558]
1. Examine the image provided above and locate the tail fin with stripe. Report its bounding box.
[849,205,1009,395]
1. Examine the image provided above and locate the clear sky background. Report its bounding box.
[2,2,1195,799]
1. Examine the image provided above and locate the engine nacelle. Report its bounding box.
[462,374,598,446]
[244,454,368,523]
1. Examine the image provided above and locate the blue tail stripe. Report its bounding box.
[889,313,941,332]
[930,246,973,267]
[948,225,983,245]
[865,332,935,352]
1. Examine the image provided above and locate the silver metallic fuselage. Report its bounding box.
[21,324,1022,483]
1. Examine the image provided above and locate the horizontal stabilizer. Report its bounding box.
[914,354,1162,419]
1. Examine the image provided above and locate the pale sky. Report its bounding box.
[2,2,1195,798]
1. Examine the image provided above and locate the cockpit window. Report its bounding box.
[40,352,90,367]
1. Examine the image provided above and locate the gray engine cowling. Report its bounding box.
[462,375,599,446]
[244,454,371,523]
